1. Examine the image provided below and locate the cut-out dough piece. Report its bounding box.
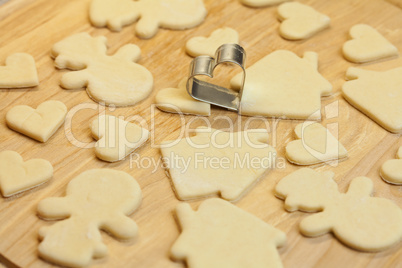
[6,100,67,142]
[186,27,239,57]
[52,32,153,107]
[0,53,39,88]
[37,169,142,268]
[161,127,276,201]
[0,151,53,197]
[90,0,207,39]
[285,122,347,165]
[380,146,402,185]
[231,50,332,120]
[90,115,149,162]
[342,67,402,134]
[155,78,211,116]
[240,0,290,7]
[278,2,330,40]
[275,168,402,252]
[172,198,286,268]
[342,24,398,63]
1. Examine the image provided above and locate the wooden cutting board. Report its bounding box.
[0,0,401,267]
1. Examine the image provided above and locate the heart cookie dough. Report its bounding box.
[6,100,67,142]
[155,78,210,116]
[171,198,286,268]
[161,127,276,201]
[0,151,53,197]
[185,27,239,57]
[240,0,290,7]
[285,122,347,165]
[277,2,330,40]
[0,53,39,88]
[342,24,398,63]
[380,146,402,185]
[90,115,149,162]
[52,32,153,107]
[342,67,402,134]
[90,0,207,39]
[37,169,142,268]
[275,168,402,252]
[231,50,332,120]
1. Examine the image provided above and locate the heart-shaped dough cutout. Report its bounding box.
[342,24,398,63]
[278,2,330,40]
[0,151,53,197]
[90,115,149,162]
[285,122,347,165]
[0,53,39,88]
[380,147,402,185]
[186,27,239,57]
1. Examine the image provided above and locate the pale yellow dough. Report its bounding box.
[278,2,330,40]
[6,100,67,142]
[52,32,153,107]
[171,198,286,268]
[231,50,332,120]
[0,53,38,88]
[161,127,276,201]
[285,122,347,165]
[342,67,402,134]
[90,115,149,162]
[155,78,211,116]
[240,0,290,7]
[37,169,142,268]
[380,146,402,185]
[90,0,207,39]
[275,168,402,252]
[185,27,239,57]
[342,24,398,63]
[0,151,53,197]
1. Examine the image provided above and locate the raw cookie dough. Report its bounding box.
[380,146,402,185]
[90,115,149,162]
[37,169,142,268]
[275,168,402,252]
[231,50,332,120]
[171,198,286,268]
[90,0,207,39]
[285,122,347,165]
[185,27,239,57]
[155,78,211,116]
[240,0,290,7]
[0,53,38,88]
[342,67,402,134]
[6,100,67,142]
[0,151,52,197]
[278,2,330,40]
[161,127,276,201]
[52,32,153,107]
[342,24,398,63]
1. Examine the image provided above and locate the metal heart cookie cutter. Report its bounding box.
[186,43,246,111]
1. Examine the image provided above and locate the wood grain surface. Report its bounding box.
[0,0,401,267]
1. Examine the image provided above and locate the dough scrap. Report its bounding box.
[155,78,211,116]
[380,146,402,185]
[0,53,38,88]
[231,50,332,120]
[161,127,276,201]
[0,151,53,197]
[90,0,207,39]
[90,115,149,162]
[342,24,398,63]
[342,67,402,134]
[275,168,402,252]
[37,169,142,268]
[6,100,67,142]
[278,2,330,40]
[285,122,347,165]
[52,32,153,107]
[185,27,239,57]
[240,0,290,7]
[171,198,286,268]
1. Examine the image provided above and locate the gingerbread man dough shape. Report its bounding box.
[0,53,38,88]
[380,146,402,185]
